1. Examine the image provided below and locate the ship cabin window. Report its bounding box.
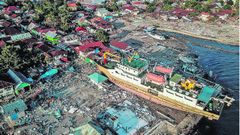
[175,93,183,98]
[184,97,193,102]
[115,71,119,74]
[167,90,174,95]
[121,73,125,76]
[133,78,138,81]
[127,75,132,79]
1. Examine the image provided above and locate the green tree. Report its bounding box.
[43,0,52,12]
[201,5,210,12]
[109,3,119,12]
[29,49,46,67]
[233,0,239,16]
[223,4,232,9]
[162,4,173,11]
[189,12,199,17]
[58,5,71,31]
[35,5,44,15]
[194,4,202,11]
[163,0,174,5]
[22,1,33,11]
[95,29,109,43]
[184,0,198,9]
[147,2,157,12]
[45,13,57,27]
[219,0,224,6]
[0,45,22,72]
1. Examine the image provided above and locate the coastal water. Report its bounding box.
[163,32,239,135]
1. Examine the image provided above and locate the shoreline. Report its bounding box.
[157,28,239,46]
[129,14,239,46]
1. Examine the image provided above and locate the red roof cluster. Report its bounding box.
[147,73,165,85]
[36,28,56,34]
[172,8,195,17]
[122,4,135,11]
[132,1,143,5]
[155,66,173,75]
[216,9,233,16]
[5,6,19,12]
[11,14,17,18]
[77,41,108,53]
[75,27,87,32]
[201,12,210,15]
[60,57,69,62]
[91,17,111,29]
[110,40,128,50]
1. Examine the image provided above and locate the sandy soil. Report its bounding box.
[127,14,239,46]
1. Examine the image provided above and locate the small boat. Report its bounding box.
[146,31,166,40]
[143,26,166,40]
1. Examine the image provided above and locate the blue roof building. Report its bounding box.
[7,69,32,95]
[97,106,148,135]
[0,99,28,127]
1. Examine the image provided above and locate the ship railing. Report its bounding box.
[223,96,235,107]
[168,85,198,99]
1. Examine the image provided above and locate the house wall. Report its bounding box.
[0,86,15,102]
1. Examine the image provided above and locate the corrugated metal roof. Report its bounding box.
[147,73,165,84]
[11,32,32,41]
[88,73,108,84]
[170,74,182,83]
[98,106,148,135]
[0,80,14,89]
[110,40,128,50]
[7,69,31,85]
[1,99,27,116]
[155,65,173,74]
[197,86,215,104]
[78,41,108,52]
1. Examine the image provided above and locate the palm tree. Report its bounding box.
[95,29,109,43]
[45,13,57,27]
[0,45,22,73]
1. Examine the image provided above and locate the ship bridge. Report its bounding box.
[117,58,149,76]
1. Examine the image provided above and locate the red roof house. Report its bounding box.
[5,6,19,12]
[215,10,233,20]
[75,27,87,32]
[0,40,6,48]
[78,41,108,53]
[68,2,77,7]
[67,2,78,10]
[122,4,135,11]
[11,14,18,18]
[146,73,165,85]
[91,17,112,30]
[110,40,129,51]
[155,66,173,75]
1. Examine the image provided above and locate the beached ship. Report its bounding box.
[80,45,234,120]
